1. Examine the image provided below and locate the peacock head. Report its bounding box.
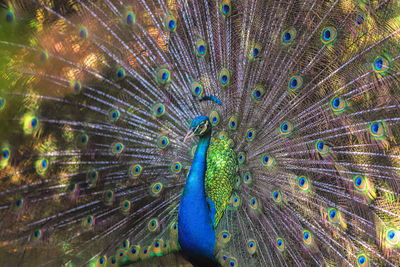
[184,115,211,142]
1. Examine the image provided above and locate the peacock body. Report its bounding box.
[1,0,400,266]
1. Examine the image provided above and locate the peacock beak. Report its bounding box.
[183,130,196,142]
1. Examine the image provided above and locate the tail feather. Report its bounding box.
[1,0,400,266]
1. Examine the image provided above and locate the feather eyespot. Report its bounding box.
[125,12,135,25]
[272,190,281,203]
[164,14,177,32]
[219,131,228,140]
[152,239,164,255]
[243,172,252,185]
[36,159,49,175]
[69,183,79,196]
[121,239,130,249]
[219,0,232,17]
[157,68,171,85]
[315,140,330,157]
[97,256,107,265]
[321,26,337,44]
[191,81,203,98]
[331,97,340,109]
[171,222,178,231]
[157,136,170,149]
[330,96,346,114]
[252,47,259,57]
[231,195,241,208]
[82,215,95,228]
[353,175,367,193]
[219,68,231,87]
[279,121,294,135]
[356,254,369,267]
[112,142,124,154]
[373,56,390,74]
[104,190,114,204]
[32,229,42,241]
[221,253,228,263]
[328,208,340,224]
[87,169,99,187]
[281,28,296,45]
[79,133,89,146]
[356,13,365,26]
[249,43,262,60]
[12,197,24,211]
[386,228,399,246]
[252,86,265,101]
[283,32,291,42]
[227,257,238,267]
[23,114,39,134]
[30,118,38,129]
[128,245,140,261]
[302,230,313,246]
[170,222,178,238]
[369,121,385,139]
[228,115,238,130]
[5,11,14,23]
[107,256,117,266]
[153,103,165,118]
[246,128,256,142]
[298,176,310,192]
[218,230,231,243]
[276,237,285,252]
[129,164,142,178]
[171,162,182,174]
[0,97,5,111]
[249,197,259,209]
[40,51,49,62]
[234,176,241,189]
[237,151,246,164]
[120,200,131,213]
[79,27,88,40]
[70,80,81,94]
[151,182,163,196]
[196,38,207,57]
[148,218,159,232]
[1,147,10,162]
[140,246,151,260]
[262,154,274,167]
[288,75,303,92]
[115,247,127,263]
[116,68,126,80]
[210,110,220,126]
[131,246,138,254]
[375,58,383,70]
[109,109,120,122]
[247,239,257,254]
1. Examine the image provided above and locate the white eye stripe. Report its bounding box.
[193,121,209,134]
[195,124,204,131]
[194,124,201,132]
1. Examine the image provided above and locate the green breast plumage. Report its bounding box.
[205,135,237,227]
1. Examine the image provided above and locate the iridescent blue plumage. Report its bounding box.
[178,116,217,264]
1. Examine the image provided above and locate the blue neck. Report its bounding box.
[178,131,216,262]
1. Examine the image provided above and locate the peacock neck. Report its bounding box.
[184,132,211,195]
[178,130,217,264]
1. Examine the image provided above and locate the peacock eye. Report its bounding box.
[196,123,206,133]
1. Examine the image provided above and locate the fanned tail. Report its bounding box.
[1,0,400,266]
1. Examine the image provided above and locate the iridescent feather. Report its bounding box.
[1,0,400,267]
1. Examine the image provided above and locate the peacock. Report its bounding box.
[1,0,400,266]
